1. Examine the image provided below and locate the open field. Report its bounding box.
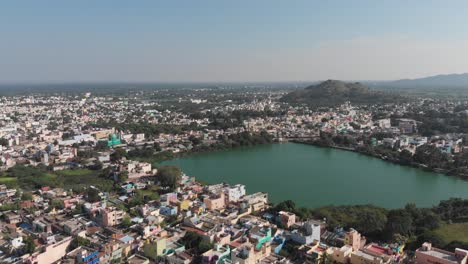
[434,223,468,243]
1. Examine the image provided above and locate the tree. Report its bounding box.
[354,209,387,235]
[154,142,162,151]
[86,188,101,203]
[23,236,36,254]
[317,252,334,264]
[117,171,128,183]
[413,144,448,169]
[110,148,127,162]
[384,209,413,238]
[21,192,33,201]
[69,236,91,251]
[0,138,8,147]
[156,165,182,190]
[121,216,132,228]
[50,199,65,210]
[399,149,413,165]
[274,200,296,212]
[95,141,109,151]
[189,135,202,146]
[179,231,213,255]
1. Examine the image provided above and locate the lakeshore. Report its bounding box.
[161,142,468,209]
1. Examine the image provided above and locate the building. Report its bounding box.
[74,246,100,264]
[100,207,125,227]
[27,236,73,264]
[330,245,353,264]
[204,192,225,211]
[278,211,296,228]
[345,229,365,251]
[127,254,150,264]
[289,220,321,245]
[107,133,122,146]
[224,184,246,203]
[398,119,417,134]
[416,242,468,264]
[241,192,268,212]
[350,244,394,264]
[376,119,391,129]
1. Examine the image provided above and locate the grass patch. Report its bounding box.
[0,177,18,183]
[56,169,95,177]
[4,165,115,192]
[434,223,468,243]
[0,177,18,188]
[56,169,114,192]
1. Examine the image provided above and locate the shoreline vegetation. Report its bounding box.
[1,146,467,255]
[127,130,275,165]
[268,198,468,255]
[128,134,468,183]
[289,138,468,182]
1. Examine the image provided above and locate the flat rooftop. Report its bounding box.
[419,250,457,262]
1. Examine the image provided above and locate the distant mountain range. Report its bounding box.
[280,80,404,108]
[369,73,468,89]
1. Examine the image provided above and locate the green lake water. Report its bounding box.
[162,143,468,208]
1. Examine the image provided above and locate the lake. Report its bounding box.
[161,143,468,208]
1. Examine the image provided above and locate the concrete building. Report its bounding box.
[278,211,296,228]
[345,228,365,251]
[330,245,353,264]
[27,236,73,264]
[398,119,418,134]
[289,221,321,245]
[224,184,246,203]
[100,207,125,227]
[416,242,468,264]
[204,192,225,211]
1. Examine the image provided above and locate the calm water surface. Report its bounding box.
[162,143,468,208]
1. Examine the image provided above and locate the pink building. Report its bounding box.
[416,243,468,264]
[204,192,225,211]
[27,236,73,264]
[278,211,296,228]
[345,229,366,251]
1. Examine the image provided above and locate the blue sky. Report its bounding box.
[1,0,468,83]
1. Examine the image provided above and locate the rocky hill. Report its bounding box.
[281,80,403,108]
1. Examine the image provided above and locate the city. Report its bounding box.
[1,1,468,264]
[0,82,467,263]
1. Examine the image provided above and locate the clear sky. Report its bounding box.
[1,0,468,83]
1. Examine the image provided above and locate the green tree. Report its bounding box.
[110,148,127,162]
[179,231,213,255]
[95,141,109,151]
[0,138,8,147]
[21,192,33,201]
[69,236,91,251]
[156,165,182,190]
[121,216,132,228]
[86,188,101,203]
[50,199,65,210]
[23,236,36,254]
[117,171,128,183]
[385,209,414,238]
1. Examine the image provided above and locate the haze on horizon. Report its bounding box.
[1,0,468,84]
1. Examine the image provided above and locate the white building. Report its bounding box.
[224,184,246,202]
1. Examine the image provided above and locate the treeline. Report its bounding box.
[270,198,468,251]
[203,109,285,130]
[126,131,274,162]
[84,120,201,138]
[393,105,468,136]
[1,165,116,192]
[307,132,468,180]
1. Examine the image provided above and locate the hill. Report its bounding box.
[281,80,403,108]
[373,73,468,90]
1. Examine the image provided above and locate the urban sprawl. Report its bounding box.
[0,86,467,264]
